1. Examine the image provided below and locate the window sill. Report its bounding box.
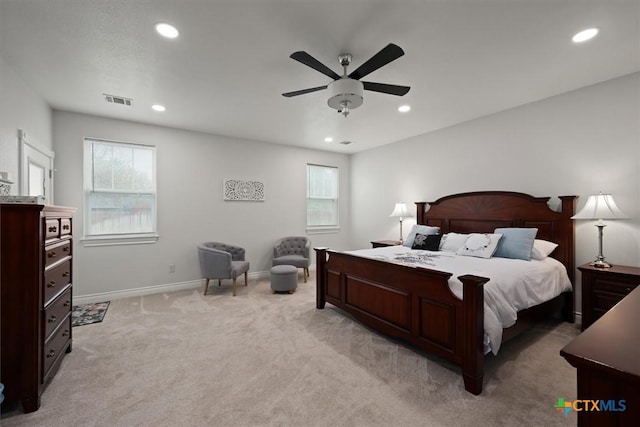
[81,233,159,247]
[306,226,340,235]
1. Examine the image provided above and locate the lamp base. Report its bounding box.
[590,259,611,268]
[591,224,611,268]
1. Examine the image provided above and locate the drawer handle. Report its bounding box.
[62,272,70,278]
[48,251,56,258]
[46,349,56,358]
[62,224,70,230]
[47,280,56,288]
[63,246,70,252]
[62,329,70,337]
[48,315,58,323]
[48,226,57,233]
[64,300,71,307]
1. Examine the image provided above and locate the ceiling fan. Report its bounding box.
[282,43,410,117]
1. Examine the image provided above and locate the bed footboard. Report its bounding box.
[315,247,489,394]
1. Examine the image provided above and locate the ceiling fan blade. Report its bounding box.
[282,85,328,97]
[362,81,410,96]
[290,51,341,80]
[348,43,405,80]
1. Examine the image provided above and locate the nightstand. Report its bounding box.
[579,263,640,330]
[371,240,400,248]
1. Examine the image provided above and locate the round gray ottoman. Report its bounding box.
[270,265,297,294]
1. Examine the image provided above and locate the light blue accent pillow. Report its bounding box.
[403,225,440,247]
[493,227,538,260]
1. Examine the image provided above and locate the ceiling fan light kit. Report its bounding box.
[327,78,363,117]
[283,43,410,118]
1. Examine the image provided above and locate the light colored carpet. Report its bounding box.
[1,274,580,426]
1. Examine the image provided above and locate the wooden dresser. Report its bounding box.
[561,286,640,426]
[1,203,76,413]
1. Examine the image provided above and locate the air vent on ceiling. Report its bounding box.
[339,140,353,145]
[103,93,133,106]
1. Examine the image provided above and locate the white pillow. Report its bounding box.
[439,233,469,252]
[403,225,440,247]
[531,239,558,260]
[456,233,502,259]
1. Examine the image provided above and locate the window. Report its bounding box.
[307,164,339,232]
[83,138,158,245]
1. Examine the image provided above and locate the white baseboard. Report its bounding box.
[574,312,582,325]
[72,270,272,305]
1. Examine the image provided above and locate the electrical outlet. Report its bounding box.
[169,264,176,273]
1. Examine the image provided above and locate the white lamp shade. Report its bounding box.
[389,202,412,218]
[571,193,629,220]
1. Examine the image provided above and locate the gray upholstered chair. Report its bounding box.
[272,236,310,283]
[198,242,250,296]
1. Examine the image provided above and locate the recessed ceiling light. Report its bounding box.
[155,23,179,39]
[152,104,166,112]
[324,137,333,143]
[398,105,411,113]
[572,28,599,43]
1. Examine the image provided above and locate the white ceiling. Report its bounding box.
[1,0,638,153]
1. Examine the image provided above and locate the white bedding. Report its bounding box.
[345,245,572,355]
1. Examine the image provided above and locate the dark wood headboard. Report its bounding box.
[415,191,577,285]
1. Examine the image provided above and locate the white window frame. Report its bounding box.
[82,138,159,246]
[306,163,340,234]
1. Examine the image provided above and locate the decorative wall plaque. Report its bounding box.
[223,179,265,201]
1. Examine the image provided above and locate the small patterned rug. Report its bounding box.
[72,301,110,327]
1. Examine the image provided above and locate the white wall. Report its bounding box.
[351,72,640,310]
[0,55,52,189]
[53,111,351,300]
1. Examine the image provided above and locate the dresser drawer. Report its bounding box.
[60,218,72,236]
[44,259,72,304]
[593,277,638,295]
[591,289,627,322]
[590,277,637,320]
[44,240,71,269]
[44,286,72,339]
[43,315,71,379]
[44,219,60,240]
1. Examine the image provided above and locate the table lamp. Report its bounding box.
[571,193,629,268]
[389,202,413,244]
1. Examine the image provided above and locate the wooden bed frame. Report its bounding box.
[315,191,576,394]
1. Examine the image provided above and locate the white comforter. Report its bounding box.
[345,246,572,355]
